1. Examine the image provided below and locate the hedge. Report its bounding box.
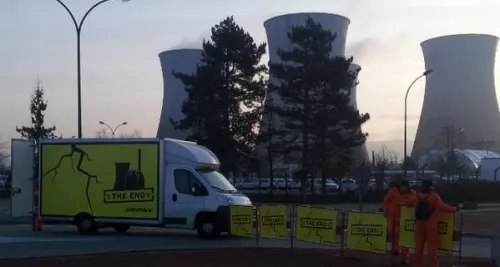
[1,179,499,204]
[247,179,500,204]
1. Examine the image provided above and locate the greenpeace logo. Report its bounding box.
[125,208,152,213]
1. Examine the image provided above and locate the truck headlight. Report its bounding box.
[219,195,235,205]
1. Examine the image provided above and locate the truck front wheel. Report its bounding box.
[197,217,220,240]
[76,215,98,235]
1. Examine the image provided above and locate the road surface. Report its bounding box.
[0,224,491,259]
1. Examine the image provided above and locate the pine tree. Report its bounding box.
[171,16,267,175]
[269,17,370,196]
[16,79,57,140]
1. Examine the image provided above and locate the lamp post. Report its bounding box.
[403,69,433,178]
[99,121,127,138]
[54,0,131,138]
[444,124,464,180]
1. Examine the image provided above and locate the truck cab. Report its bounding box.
[162,139,252,239]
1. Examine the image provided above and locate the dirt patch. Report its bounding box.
[0,248,492,267]
[462,211,500,236]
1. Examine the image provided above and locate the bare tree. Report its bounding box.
[119,130,141,138]
[96,129,141,138]
[0,141,9,169]
[434,124,467,179]
[372,146,398,189]
[95,129,109,138]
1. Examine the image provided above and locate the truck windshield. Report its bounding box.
[197,170,237,193]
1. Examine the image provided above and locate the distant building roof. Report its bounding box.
[417,149,500,169]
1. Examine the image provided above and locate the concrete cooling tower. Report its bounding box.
[156,49,202,139]
[349,63,369,164]
[411,34,500,158]
[257,13,369,166]
[264,12,350,63]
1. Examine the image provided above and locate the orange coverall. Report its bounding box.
[382,187,402,254]
[407,192,457,267]
[397,189,416,260]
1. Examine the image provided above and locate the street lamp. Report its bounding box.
[54,0,131,138]
[99,121,127,137]
[403,69,433,178]
[443,125,464,179]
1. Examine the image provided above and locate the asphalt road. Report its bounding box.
[0,224,491,259]
[0,224,333,259]
[0,199,495,260]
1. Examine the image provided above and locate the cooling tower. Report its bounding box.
[262,13,350,129]
[156,49,202,139]
[349,63,369,164]
[257,13,369,166]
[264,13,350,63]
[411,34,500,158]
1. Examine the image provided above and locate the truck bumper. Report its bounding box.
[216,206,230,232]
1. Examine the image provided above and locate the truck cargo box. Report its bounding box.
[39,138,163,224]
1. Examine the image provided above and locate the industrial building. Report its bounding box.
[156,49,203,139]
[412,34,500,158]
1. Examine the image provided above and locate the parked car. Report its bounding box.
[273,178,300,190]
[340,179,358,191]
[259,179,271,190]
[241,180,260,190]
[367,179,389,190]
[312,179,339,193]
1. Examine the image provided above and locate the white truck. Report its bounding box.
[10,138,252,239]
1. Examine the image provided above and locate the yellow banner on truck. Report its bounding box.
[295,206,337,246]
[398,206,455,255]
[40,141,160,220]
[346,211,388,254]
[259,205,288,239]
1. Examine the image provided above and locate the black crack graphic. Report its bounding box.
[231,209,254,237]
[43,144,100,214]
[299,208,335,245]
[260,210,286,239]
[349,213,385,253]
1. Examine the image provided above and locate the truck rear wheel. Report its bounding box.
[197,217,220,240]
[113,225,130,233]
[76,215,98,235]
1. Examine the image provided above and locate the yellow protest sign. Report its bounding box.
[295,206,337,246]
[398,207,456,255]
[229,205,254,238]
[346,211,388,254]
[399,206,416,248]
[258,205,288,239]
[437,211,455,254]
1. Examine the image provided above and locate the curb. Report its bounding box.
[461,233,493,239]
[0,220,30,225]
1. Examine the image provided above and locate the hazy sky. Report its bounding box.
[1,0,499,153]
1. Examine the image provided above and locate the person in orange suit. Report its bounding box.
[397,180,416,265]
[382,181,403,256]
[383,180,415,265]
[405,179,458,267]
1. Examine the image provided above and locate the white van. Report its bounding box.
[10,138,252,239]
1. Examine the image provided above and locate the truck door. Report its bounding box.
[10,139,34,219]
[164,165,207,229]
